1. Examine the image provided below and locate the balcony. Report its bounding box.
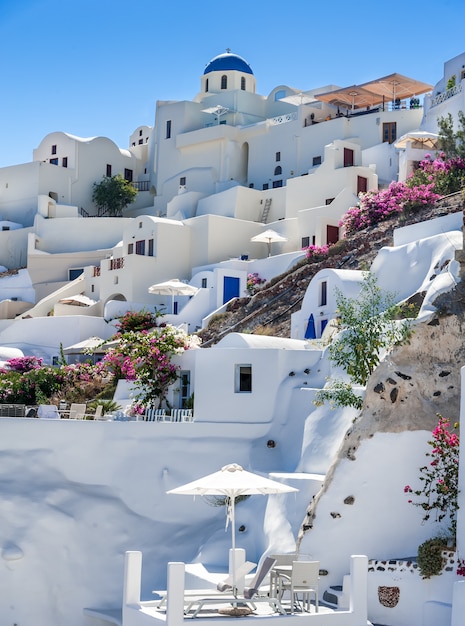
[109,258,124,271]
[132,180,150,192]
[430,83,463,108]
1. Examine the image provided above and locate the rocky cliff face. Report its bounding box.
[299,253,465,545]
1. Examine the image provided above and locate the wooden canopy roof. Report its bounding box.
[316,73,433,110]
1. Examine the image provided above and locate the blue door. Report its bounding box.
[223,276,240,304]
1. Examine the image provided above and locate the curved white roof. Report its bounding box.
[215,332,308,350]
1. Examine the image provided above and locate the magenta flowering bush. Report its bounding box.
[407,152,465,196]
[114,309,161,335]
[0,357,114,406]
[6,356,43,372]
[102,325,200,409]
[404,415,459,538]
[246,273,265,295]
[340,181,441,236]
[304,244,330,261]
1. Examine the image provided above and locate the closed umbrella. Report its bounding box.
[167,463,298,593]
[148,279,199,313]
[250,229,288,257]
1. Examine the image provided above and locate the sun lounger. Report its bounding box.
[153,560,257,609]
[185,557,286,617]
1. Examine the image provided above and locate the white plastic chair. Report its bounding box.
[279,561,319,613]
[92,405,104,420]
[69,403,87,420]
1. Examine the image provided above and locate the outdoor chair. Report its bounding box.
[277,560,319,613]
[170,409,193,422]
[154,560,256,609]
[145,408,166,421]
[269,552,297,597]
[91,405,104,420]
[185,557,286,617]
[69,403,87,420]
[37,404,60,419]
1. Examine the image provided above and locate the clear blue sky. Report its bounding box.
[1,0,464,168]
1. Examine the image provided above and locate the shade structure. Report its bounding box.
[359,73,433,103]
[316,73,433,110]
[148,279,199,313]
[315,84,383,110]
[394,130,439,150]
[62,336,105,355]
[167,463,298,592]
[250,229,288,257]
[58,294,97,307]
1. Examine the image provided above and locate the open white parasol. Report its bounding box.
[167,463,298,593]
[148,279,199,313]
[250,229,288,257]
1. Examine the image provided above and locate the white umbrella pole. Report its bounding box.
[230,497,237,595]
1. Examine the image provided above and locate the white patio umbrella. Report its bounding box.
[148,279,199,313]
[394,130,439,150]
[167,463,298,593]
[250,229,288,257]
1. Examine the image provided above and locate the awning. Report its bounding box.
[359,73,433,102]
[58,294,97,307]
[316,73,433,110]
[315,85,384,110]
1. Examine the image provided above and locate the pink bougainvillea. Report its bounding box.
[404,415,459,538]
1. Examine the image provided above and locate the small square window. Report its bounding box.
[302,236,310,248]
[312,156,322,166]
[235,364,252,393]
[180,176,186,186]
[51,145,57,155]
[50,158,58,165]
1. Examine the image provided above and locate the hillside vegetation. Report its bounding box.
[198,192,464,346]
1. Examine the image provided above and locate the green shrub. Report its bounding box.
[417,537,448,579]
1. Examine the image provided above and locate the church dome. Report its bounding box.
[204,51,253,75]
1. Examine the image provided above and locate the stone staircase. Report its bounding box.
[322,575,350,610]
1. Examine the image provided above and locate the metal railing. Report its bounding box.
[132,180,150,192]
[430,84,462,108]
[109,257,124,270]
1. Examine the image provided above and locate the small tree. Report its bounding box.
[437,111,465,159]
[92,174,137,217]
[329,272,412,385]
[315,272,413,408]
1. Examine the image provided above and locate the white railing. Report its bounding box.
[430,83,463,108]
[269,112,298,126]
